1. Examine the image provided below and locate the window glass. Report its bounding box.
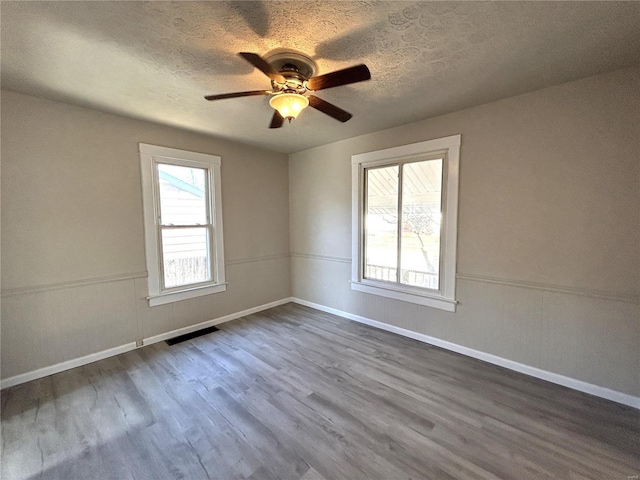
[400,159,442,289]
[158,164,207,226]
[161,227,211,288]
[365,166,398,282]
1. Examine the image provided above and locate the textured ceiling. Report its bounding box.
[2,1,640,153]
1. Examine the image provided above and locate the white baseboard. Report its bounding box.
[1,297,293,390]
[291,297,640,409]
[0,343,138,389]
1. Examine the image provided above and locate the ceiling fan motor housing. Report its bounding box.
[271,64,307,94]
[264,50,317,94]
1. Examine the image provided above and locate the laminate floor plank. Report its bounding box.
[212,371,376,480]
[2,303,639,479]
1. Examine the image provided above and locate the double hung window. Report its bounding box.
[139,144,226,306]
[351,135,460,312]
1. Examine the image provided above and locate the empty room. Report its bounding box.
[1,2,639,479]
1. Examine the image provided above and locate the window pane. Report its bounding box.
[161,227,211,288]
[400,159,442,289]
[364,166,398,282]
[158,164,207,226]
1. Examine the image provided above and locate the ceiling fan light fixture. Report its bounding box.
[269,93,309,120]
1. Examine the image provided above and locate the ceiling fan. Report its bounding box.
[204,50,371,128]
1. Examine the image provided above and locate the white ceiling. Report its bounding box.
[2,1,640,153]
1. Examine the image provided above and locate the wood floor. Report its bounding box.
[2,303,639,479]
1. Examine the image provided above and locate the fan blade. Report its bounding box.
[239,52,286,83]
[204,90,272,101]
[269,111,285,129]
[307,95,352,122]
[306,64,371,91]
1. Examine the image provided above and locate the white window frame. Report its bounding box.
[139,143,226,306]
[351,135,460,312]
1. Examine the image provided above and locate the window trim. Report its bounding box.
[139,143,226,306]
[351,135,460,312]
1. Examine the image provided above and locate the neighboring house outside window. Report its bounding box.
[139,144,226,306]
[351,135,460,312]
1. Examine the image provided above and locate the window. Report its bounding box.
[139,144,225,306]
[351,135,460,312]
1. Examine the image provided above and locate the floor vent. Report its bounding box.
[165,326,219,346]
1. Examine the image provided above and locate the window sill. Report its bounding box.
[350,281,457,312]
[147,283,227,307]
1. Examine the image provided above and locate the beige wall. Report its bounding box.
[289,66,640,396]
[1,90,291,379]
